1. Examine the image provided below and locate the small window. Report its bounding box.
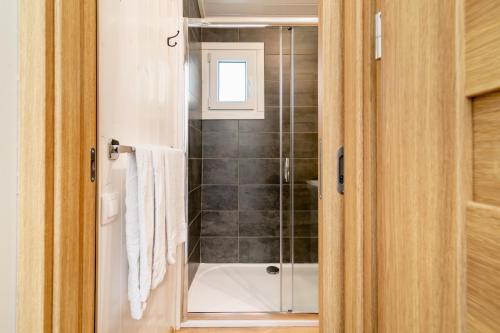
[217,61,247,102]
[202,43,265,119]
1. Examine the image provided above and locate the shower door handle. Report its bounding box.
[284,157,290,183]
[284,158,290,183]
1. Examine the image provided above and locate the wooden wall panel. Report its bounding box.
[377,0,462,331]
[465,0,500,96]
[472,91,500,206]
[466,202,500,333]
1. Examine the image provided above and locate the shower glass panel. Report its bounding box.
[281,26,319,313]
[289,26,319,313]
[186,25,318,314]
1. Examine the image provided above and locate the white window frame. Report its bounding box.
[202,42,265,119]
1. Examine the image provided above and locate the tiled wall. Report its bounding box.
[186,0,202,286]
[199,27,319,264]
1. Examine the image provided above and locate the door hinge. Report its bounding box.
[375,11,382,60]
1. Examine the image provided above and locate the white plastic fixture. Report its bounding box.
[202,42,265,119]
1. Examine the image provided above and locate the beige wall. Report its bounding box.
[0,0,18,332]
[97,0,185,332]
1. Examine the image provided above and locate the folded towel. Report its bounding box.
[125,147,154,320]
[151,148,167,289]
[164,148,187,264]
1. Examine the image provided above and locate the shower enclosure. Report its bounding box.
[186,24,318,314]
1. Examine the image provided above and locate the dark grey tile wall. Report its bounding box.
[198,26,318,264]
[186,0,202,287]
[183,0,201,18]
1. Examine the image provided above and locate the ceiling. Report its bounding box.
[198,0,318,18]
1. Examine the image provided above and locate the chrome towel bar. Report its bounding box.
[108,139,135,160]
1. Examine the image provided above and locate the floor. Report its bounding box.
[188,263,318,313]
[177,328,318,333]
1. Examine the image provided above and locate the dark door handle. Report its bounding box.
[337,146,344,194]
[90,148,96,182]
[167,30,180,47]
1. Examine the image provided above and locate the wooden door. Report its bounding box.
[465,1,500,331]
[377,0,465,331]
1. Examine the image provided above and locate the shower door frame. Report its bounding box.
[182,21,323,322]
[183,6,376,327]
[14,0,376,331]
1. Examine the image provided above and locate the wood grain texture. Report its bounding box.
[466,202,500,332]
[344,0,379,330]
[465,0,500,331]
[81,0,97,331]
[18,0,97,332]
[177,328,318,333]
[377,0,462,331]
[17,0,55,331]
[455,1,471,331]
[362,0,378,331]
[343,0,364,331]
[185,313,317,321]
[465,0,500,96]
[52,0,97,331]
[472,91,500,206]
[318,0,344,332]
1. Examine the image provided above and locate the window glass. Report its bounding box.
[217,61,247,102]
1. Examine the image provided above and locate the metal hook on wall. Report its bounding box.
[167,30,180,47]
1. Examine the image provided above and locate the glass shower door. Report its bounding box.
[281,26,319,313]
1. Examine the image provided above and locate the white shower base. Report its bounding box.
[188,263,318,313]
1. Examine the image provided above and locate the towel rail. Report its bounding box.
[108,139,180,160]
[109,139,135,160]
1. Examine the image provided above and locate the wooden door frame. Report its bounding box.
[17,0,97,332]
[16,0,378,331]
[318,0,344,331]
[319,0,378,331]
[344,0,378,332]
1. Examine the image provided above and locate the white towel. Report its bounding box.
[164,148,187,264]
[151,148,167,289]
[125,152,141,319]
[125,147,155,320]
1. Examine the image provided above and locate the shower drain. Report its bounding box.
[266,265,279,275]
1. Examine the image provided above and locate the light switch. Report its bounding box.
[101,192,120,225]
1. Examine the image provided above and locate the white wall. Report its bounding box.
[0,0,18,332]
[97,0,185,332]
